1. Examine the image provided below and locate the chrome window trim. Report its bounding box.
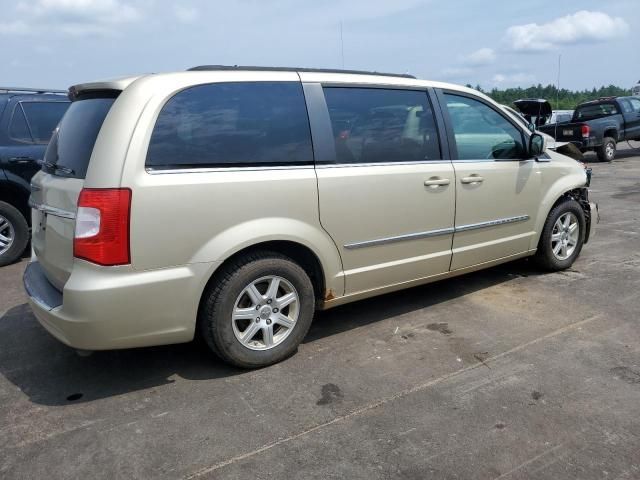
[452,158,534,163]
[28,199,76,219]
[145,165,314,174]
[343,215,529,249]
[316,160,450,169]
[344,227,455,249]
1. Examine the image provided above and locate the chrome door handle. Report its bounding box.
[424,178,451,187]
[9,156,35,164]
[460,175,484,184]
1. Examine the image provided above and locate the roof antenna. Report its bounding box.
[340,21,345,69]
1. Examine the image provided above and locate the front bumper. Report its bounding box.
[587,201,599,243]
[23,260,215,350]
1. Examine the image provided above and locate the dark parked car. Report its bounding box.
[0,87,69,266]
[539,96,640,162]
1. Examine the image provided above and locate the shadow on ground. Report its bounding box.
[0,258,540,406]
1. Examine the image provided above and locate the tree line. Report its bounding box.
[466,84,631,110]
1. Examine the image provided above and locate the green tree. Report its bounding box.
[486,84,630,110]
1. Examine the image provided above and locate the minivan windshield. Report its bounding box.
[42,97,115,179]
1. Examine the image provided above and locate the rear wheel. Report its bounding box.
[0,201,29,267]
[596,137,616,162]
[199,251,315,368]
[534,199,585,271]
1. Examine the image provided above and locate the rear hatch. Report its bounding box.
[30,94,117,290]
[513,99,552,128]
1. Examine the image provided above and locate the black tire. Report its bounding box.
[199,251,315,368]
[534,198,586,271]
[0,201,29,267]
[596,137,616,162]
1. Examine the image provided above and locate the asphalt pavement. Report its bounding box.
[1,146,639,479]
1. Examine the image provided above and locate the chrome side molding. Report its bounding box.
[344,227,454,249]
[344,215,529,249]
[455,215,530,233]
[28,199,76,220]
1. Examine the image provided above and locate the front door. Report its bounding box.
[441,92,541,271]
[314,86,455,295]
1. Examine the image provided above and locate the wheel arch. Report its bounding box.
[603,129,618,142]
[532,173,591,249]
[0,177,30,223]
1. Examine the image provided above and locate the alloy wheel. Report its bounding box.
[551,212,579,261]
[231,275,300,351]
[0,215,15,257]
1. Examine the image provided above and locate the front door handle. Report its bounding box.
[460,175,484,184]
[424,178,451,187]
[9,156,35,164]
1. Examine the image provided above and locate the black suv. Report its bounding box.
[0,87,69,266]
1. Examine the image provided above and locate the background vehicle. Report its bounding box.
[513,98,552,128]
[538,96,640,162]
[0,87,69,265]
[549,110,574,125]
[24,67,596,368]
[632,81,640,97]
[501,104,583,159]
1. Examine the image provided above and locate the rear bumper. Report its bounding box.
[23,259,216,350]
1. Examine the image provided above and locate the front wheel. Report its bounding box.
[199,251,315,368]
[534,199,586,271]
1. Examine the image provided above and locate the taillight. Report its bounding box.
[74,188,131,266]
[581,125,590,138]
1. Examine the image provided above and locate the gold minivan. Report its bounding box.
[24,67,598,367]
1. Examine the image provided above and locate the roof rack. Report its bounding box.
[0,87,67,94]
[187,65,416,79]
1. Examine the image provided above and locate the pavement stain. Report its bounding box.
[610,366,640,384]
[426,322,453,335]
[531,390,543,400]
[316,383,344,406]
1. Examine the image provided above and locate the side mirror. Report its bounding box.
[529,133,546,158]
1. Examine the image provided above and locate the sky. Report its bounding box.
[0,0,638,91]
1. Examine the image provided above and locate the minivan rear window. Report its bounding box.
[146,82,313,169]
[43,97,115,179]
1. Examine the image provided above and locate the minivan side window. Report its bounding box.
[146,82,313,169]
[21,102,69,143]
[444,94,526,160]
[322,87,441,164]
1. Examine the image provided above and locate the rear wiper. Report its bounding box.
[40,160,75,176]
[54,165,75,175]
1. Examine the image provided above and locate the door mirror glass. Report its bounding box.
[529,133,546,157]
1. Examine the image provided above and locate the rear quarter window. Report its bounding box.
[146,82,313,169]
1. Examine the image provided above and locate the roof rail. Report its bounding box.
[187,65,416,79]
[0,87,67,94]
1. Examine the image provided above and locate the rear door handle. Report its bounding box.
[424,178,451,187]
[460,175,484,184]
[9,156,35,164]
